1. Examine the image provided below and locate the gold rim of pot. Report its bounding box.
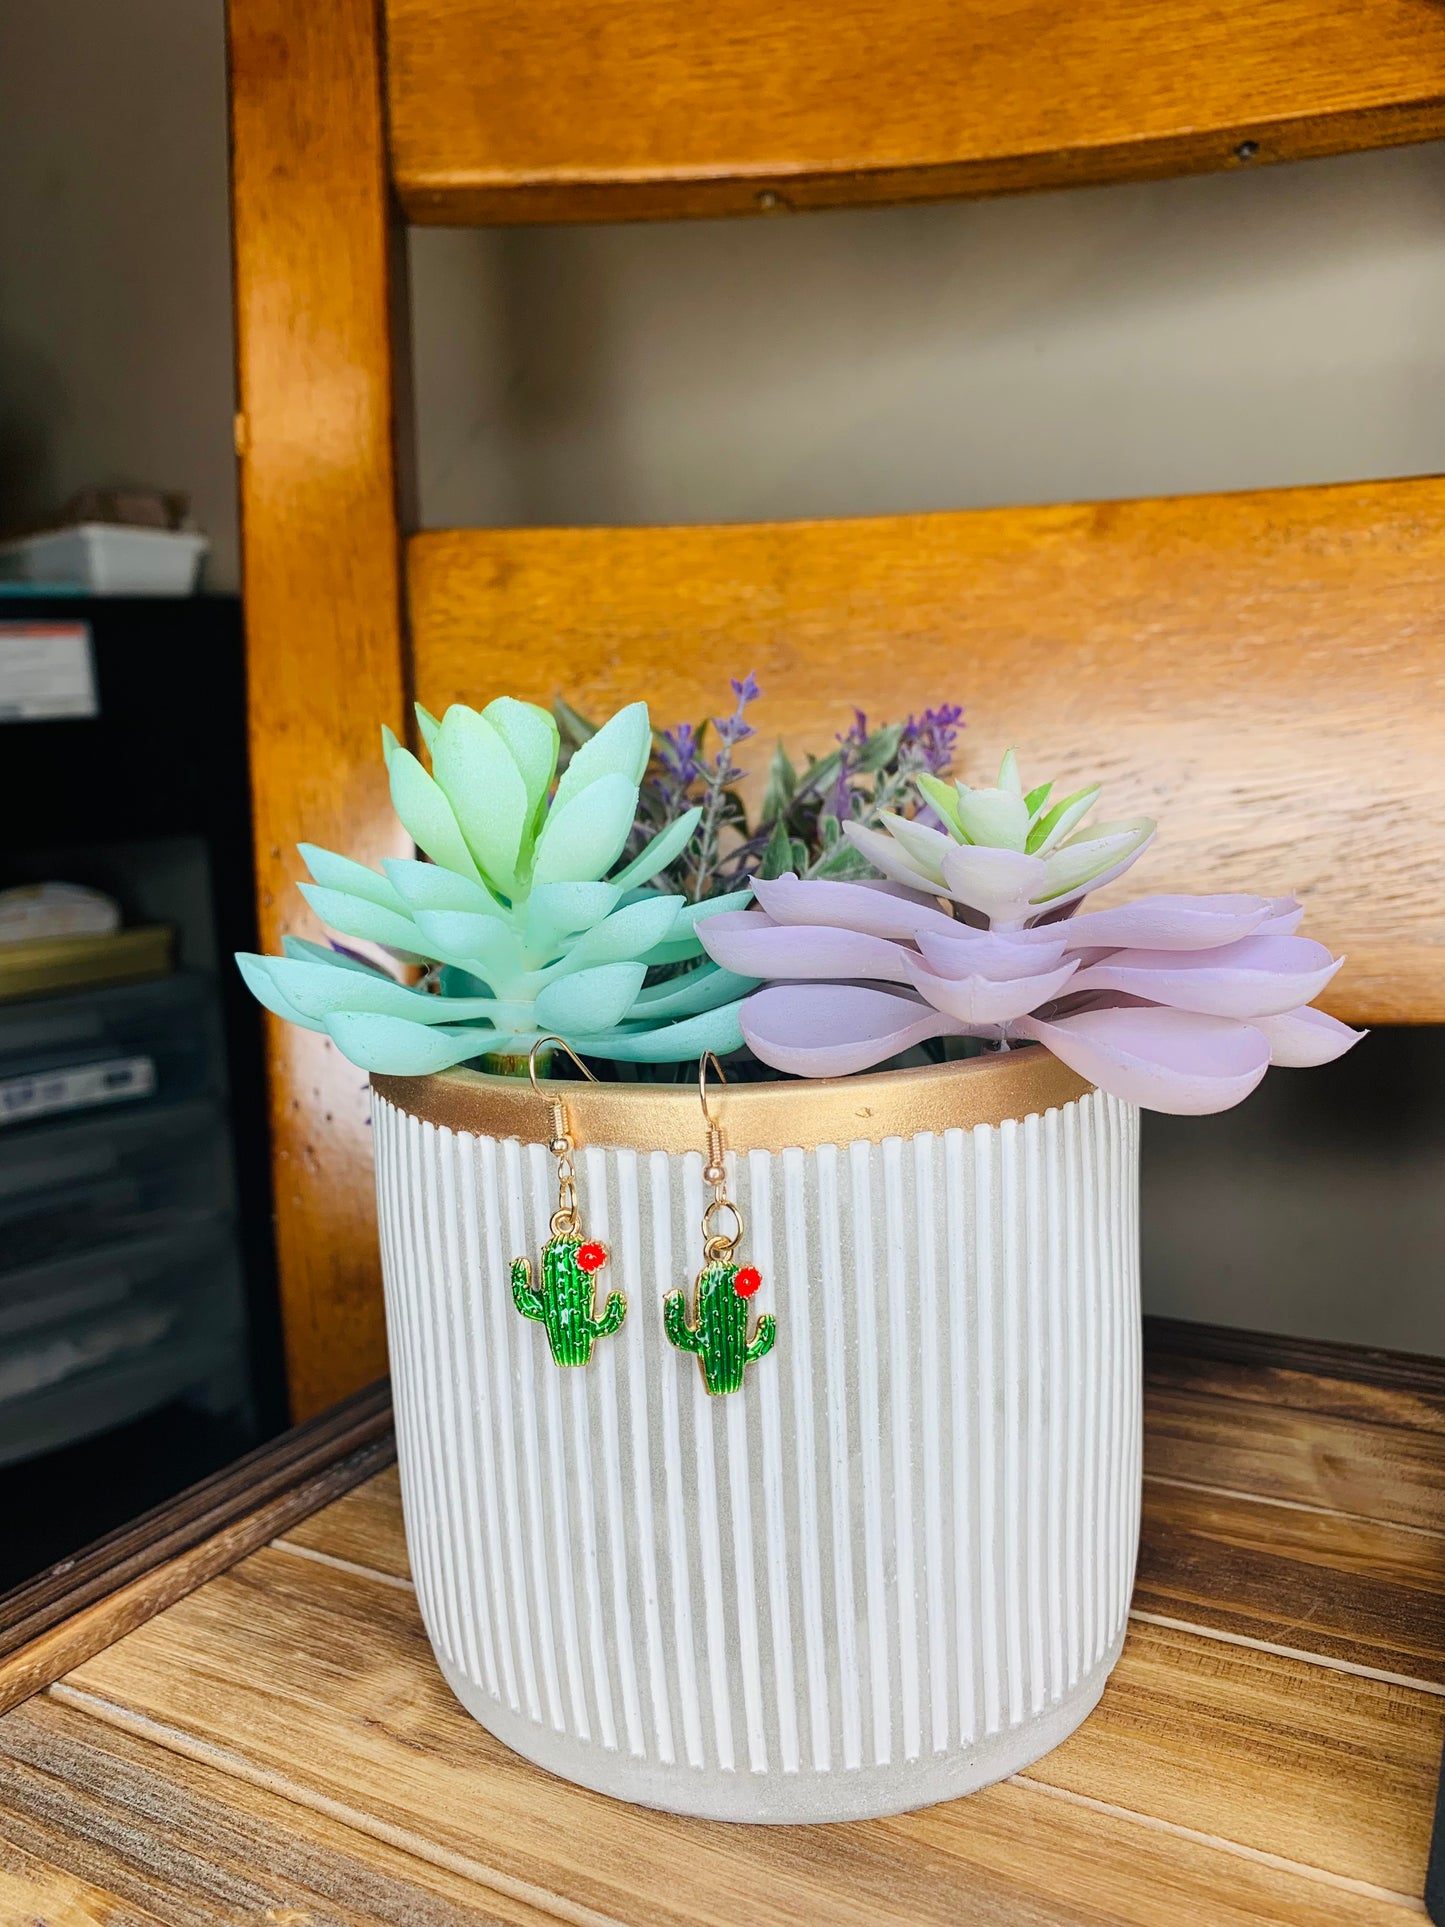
[372,1046,1093,1156]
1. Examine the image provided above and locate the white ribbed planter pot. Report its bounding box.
[370,1049,1141,1824]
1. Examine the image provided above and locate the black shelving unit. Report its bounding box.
[0,594,284,1589]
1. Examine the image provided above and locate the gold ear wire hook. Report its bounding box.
[530,1036,598,1238]
[698,1050,727,1181]
[698,1051,741,1261]
[528,1035,599,1094]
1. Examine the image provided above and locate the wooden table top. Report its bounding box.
[2,1319,1443,1925]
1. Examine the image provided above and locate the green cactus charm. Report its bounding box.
[664,1261,776,1396]
[512,1236,625,1367]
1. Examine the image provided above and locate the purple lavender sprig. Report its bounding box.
[655,718,704,820]
[690,673,760,902]
[825,709,870,826]
[908,703,965,776]
[629,676,965,900]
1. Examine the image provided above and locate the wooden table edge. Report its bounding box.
[1143,1314,1445,1401]
[0,1380,395,1716]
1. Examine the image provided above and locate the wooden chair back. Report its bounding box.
[228,0,1445,1415]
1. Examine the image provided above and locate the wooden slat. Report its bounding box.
[0,1697,556,1927]
[0,1384,394,1719]
[1146,1387,1445,1534]
[228,0,412,1419]
[1146,1316,1445,1439]
[281,1461,410,1579]
[60,1544,1437,1914]
[384,0,1445,223]
[1025,1618,1441,1894]
[0,1832,169,1927]
[410,476,1445,1026]
[1135,1480,1445,1686]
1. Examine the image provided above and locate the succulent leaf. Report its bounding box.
[547,895,684,975]
[382,856,507,919]
[267,956,516,1026]
[280,935,394,976]
[1035,820,1154,900]
[626,964,758,1020]
[482,696,560,825]
[236,954,327,1033]
[534,962,648,1034]
[876,812,956,882]
[408,909,526,984]
[386,746,484,884]
[952,784,1030,851]
[550,701,651,814]
[608,806,702,892]
[432,705,528,892]
[298,844,408,914]
[1025,784,1101,854]
[321,1012,528,1076]
[915,773,967,839]
[532,772,639,886]
[296,883,425,956]
[576,999,749,1062]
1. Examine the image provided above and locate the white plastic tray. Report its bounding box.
[0,523,208,595]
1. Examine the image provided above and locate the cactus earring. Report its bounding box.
[664,1052,777,1396]
[511,1037,625,1367]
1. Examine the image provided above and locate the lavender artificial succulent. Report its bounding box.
[699,750,1363,1114]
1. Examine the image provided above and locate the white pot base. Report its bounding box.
[437,1638,1123,1824]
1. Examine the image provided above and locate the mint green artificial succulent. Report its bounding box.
[238,697,756,1073]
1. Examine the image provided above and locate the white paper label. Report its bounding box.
[0,622,97,721]
[0,1055,156,1127]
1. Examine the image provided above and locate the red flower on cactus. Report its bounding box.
[734,1265,762,1299]
[576,1242,607,1273]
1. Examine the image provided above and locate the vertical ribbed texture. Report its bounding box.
[374,1087,1140,1791]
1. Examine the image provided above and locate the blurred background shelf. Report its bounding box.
[0,592,283,1591]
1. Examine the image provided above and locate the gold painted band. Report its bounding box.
[372,1047,1093,1157]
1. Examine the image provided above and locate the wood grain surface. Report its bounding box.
[1145,1315,1445,1436]
[59,1547,1438,1914]
[1135,1479,1445,1684]
[0,1383,394,1719]
[0,1696,556,1927]
[410,476,1445,1026]
[2,1337,1441,1922]
[1145,1388,1445,1534]
[228,0,413,1420]
[383,0,1445,223]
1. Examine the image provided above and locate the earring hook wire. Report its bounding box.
[528,1035,598,1095]
[697,1051,741,1260]
[529,1036,596,1238]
